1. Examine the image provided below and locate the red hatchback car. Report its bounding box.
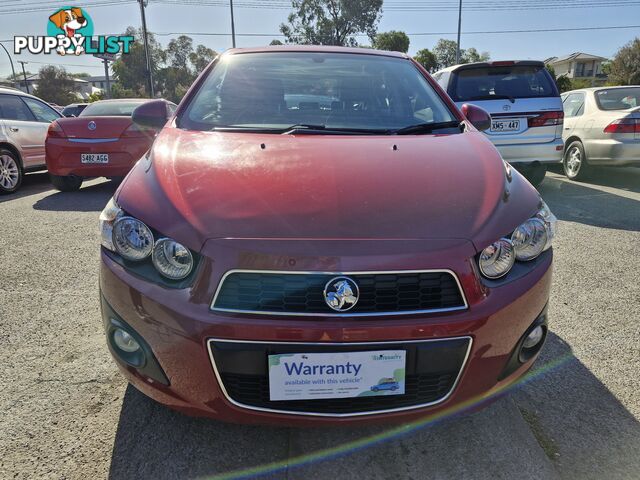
[45,98,175,191]
[99,47,557,425]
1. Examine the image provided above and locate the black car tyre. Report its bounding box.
[50,174,83,192]
[563,141,589,181]
[0,148,23,195]
[516,163,547,187]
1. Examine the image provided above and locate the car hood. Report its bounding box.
[117,127,541,252]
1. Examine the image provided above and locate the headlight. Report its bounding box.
[478,200,557,280]
[479,238,515,279]
[99,198,123,251]
[112,216,154,261]
[511,218,547,261]
[152,238,194,280]
[536,200,557,251]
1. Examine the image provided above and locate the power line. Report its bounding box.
[147,24,640,37]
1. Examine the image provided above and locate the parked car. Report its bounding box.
[434,61,564,186]
[45,98,176,192]
[0,87,62,194]
[61,103,88,117]
[561,86,640,180]
[98,46,556,425]
[371,379,400,392]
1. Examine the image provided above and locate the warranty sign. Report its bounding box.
[268,350,406,401]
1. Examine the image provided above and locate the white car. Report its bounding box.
[561,86,640,180]
[0,87,62,194]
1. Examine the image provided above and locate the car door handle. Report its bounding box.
[9,127,19,132]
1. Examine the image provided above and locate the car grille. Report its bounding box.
[211,270,466,316]
[208,337,471,416]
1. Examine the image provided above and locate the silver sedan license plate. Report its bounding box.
[81,153,109,164]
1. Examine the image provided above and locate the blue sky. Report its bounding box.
[1,0,639,77]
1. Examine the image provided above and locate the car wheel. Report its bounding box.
[0,149,23,195]
[516,164,547,187]
[563,141,589,181]
[391,386,398,391]
[50,174,83,192]
[372,387,379,392]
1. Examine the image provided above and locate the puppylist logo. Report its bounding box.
[14,6,133,56]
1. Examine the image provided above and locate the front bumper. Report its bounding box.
[494,139,564,164]
[99,245,553,426]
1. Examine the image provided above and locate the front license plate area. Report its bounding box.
[491,119,520,132]
[81,153,109,164]
[268,350,406,401]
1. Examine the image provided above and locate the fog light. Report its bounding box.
[523,325,544,349]
[113,327,141,353]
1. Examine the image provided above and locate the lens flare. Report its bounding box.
[202,353,574,480]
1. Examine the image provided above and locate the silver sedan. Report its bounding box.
[561,86,640,180]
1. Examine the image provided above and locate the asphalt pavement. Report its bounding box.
[0,168,638,480]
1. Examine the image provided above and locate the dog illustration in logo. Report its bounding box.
[49,7,88,55]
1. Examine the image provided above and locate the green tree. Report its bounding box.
[373,30,409,53]
[608,38,640,85]
[463,47,489,64]
[280,0,383,46]
[166,35,194,72]
[110,83,138,99]
[269,39,284,45]
[432,39,458,69]
[112,26,163,97]
[545,65,572,93]
[432,39,490,70]
[189,44,217,73]
[413,48,437,72]
[33,66,78,105]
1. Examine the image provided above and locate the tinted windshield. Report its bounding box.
[595,88,640,110]
[179,52,457,132]
[79,101,146,117]
[451,65,557,101]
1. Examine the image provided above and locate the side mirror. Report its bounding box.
[461,103,491,131]
[132,100,170,130]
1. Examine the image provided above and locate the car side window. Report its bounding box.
[563,93,585,118]
[0,94,36,122]
[21,97,61,123]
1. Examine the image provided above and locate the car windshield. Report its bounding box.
[79,100,146,117]
[595,88,640,110]
[451,65,557,102]
[179,52,457,133]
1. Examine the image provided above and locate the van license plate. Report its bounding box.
[491,119,520,132]
[81,153,109,164]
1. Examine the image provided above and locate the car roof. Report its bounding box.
[436,60,545,74]
[0,86,39,98]
[223,45,409,59]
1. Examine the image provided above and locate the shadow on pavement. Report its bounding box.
[32,179,117,212]
[107,333,640,480]
[513,332,640,480]
[539,170,639,232]
[0,171,52,203]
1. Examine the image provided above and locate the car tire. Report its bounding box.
[50,174,83,192]
[0,148,23,195]
[516,164,547,187]
[563,141,589,181]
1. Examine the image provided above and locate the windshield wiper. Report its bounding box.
[465,94,516,103]
[282,124,387,135]
[391,121,464,135]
